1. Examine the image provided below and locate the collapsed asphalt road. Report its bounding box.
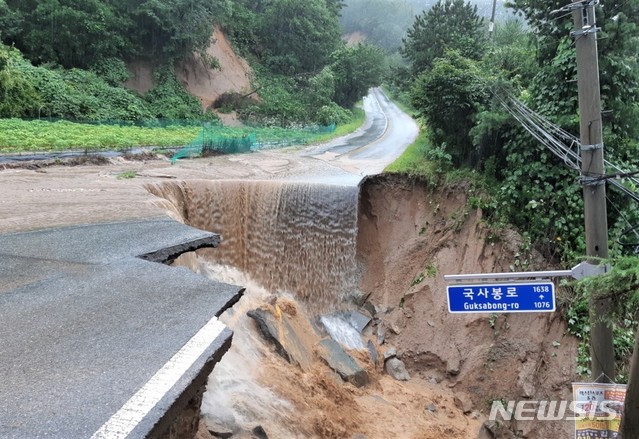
[0,219,243,438]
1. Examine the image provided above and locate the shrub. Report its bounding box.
[316,103,352,125]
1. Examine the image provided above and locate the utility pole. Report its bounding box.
[571,0,615,382]
[489,0,497,34]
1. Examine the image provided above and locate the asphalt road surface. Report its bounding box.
[305,87,419,177]
[0,220,243,438]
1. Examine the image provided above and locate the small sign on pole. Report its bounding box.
[572,382,626,438]
[447,281,556,313]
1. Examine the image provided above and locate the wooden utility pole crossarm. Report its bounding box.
[572,1,615,381]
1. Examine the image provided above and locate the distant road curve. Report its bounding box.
[305,87,419,176]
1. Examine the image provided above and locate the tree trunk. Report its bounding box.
[621,329,639,438]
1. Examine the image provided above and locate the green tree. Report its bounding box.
[0,0,23,39]
[1,0,224,66]
[484,19,536,86]
[411,51,488,166]
[308,67,336,110]
[3,0,129,68]
[121,0,219,61]
[325,0,345,16]
[401,0,487,74]
[330,43,386,108]
[214,0,260,55]
[258,0,342,74]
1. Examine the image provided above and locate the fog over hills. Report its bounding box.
[407,0,514,19]
[341,0,516,52]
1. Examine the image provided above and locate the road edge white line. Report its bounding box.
[90,317,227,439]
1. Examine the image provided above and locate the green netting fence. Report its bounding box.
[171,131,256,162]
[171,123,336,164]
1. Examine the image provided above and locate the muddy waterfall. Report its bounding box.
[148,175,579,439]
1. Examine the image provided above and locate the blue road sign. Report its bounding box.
[447,281,556,313]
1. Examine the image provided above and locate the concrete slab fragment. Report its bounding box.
[247,305,317,371]
[318,339,368,388]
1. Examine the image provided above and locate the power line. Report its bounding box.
[495,91,639,205]
[607,0,635,18]
[606,194,639,245]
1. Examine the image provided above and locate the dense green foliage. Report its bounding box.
[401,0,487,73]
[394,0,639,260]
[331,44,387,108]
[389,0,639,393]
[233,39,386,126]
[0,0,218,122]
[257,0,342,74]
[2,0,129,68]
[411,51,488,167]
[0,0,223,67]
[0,0,382,128]
[0,44,207,121]
[0,44,39,117]
[213,0,385,124]
[565,256,639,381]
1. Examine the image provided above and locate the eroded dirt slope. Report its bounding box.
[357,174,579,437]
[126,26,252,111]
[177,27,253,111]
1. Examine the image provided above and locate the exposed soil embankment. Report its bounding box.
[126,27,252,112]
[357,174,578,437]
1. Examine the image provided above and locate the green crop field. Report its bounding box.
[0,117,360,154]
[0,119,201,153]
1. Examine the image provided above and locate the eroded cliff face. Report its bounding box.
[357,174,578,437]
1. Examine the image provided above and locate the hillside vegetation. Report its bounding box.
[389,0,639,263]
[0,0,384,127]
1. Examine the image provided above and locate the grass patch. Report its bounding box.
[0,117,364,154]
[313,107,366,143]
[385,130,443,180]
[334,107,366,137]
[410,272,426,286]
[0,119,201,153]
[116,170,137,179]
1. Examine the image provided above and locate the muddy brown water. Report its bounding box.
[151,178,373,437]
[149,179,361,311]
